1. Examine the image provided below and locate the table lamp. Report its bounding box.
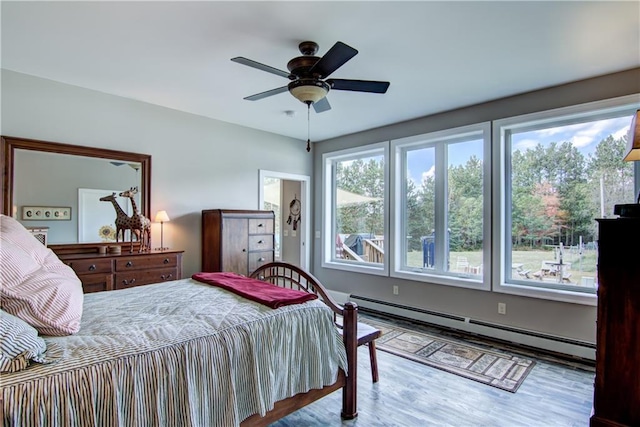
[154,210,170,250]
[614,109,640,217]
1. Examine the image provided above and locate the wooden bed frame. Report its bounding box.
[243,262,359,426]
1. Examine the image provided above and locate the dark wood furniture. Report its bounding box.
[58,250,183,293]
[248,261,359,423]
[590,218,640,427]
[202,209,275,276]
[354,321,381,382]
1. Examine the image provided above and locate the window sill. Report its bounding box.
[495,281,597,306]
[321,260,388,276]
[392,269,490,291]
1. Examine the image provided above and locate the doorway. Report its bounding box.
[259,170,310,270]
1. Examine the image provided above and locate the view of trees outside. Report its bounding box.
[334,154,385,261]
[507,117,634,287]
[332,113,636,290]
[402,139,485,274]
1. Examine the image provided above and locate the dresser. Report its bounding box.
[59,250,183,293]
[201,209,275,276]
[590,218,640,427]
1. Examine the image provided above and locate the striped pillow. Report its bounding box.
[0,215,83,336]
[0,309,49,372]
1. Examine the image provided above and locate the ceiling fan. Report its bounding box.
[231,41,390,113]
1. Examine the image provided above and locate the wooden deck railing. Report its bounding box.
[362,239,384,263]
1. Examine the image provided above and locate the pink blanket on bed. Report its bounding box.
[191,272,318,309]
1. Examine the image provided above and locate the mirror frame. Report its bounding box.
[1,135,151,253]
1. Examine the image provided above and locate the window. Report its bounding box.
[320,94,639,304]
[322,142,388,274]
[392,124,491,288]
[495,96,639,300]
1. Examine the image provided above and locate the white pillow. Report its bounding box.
[0,214,83,336]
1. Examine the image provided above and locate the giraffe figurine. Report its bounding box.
[119,187,151,252]
[99,192,131,243]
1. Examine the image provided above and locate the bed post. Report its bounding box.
[341,301,358,419]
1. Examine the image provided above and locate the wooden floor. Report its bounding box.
[272,315,595,427]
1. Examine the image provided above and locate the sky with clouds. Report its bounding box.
[406,113,634,186]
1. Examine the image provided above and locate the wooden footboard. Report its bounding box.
[248,262,359,422]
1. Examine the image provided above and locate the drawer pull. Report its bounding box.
[258,223,263,228]
[161,274,173,280]
[122,278,136,286]
[258,240,264,244]
[163,258,170,264]
[89,264,97,271]
[258,257,266,262]
[126,261,133,268]
[242,248,247,252]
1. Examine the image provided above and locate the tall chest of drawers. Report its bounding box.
[60,250,183,293]
[201,209,275,276]
[590,218,640,427]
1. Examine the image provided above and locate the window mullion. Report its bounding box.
[434,142,447,273]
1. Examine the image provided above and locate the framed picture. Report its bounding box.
[22,206,71,221]
[78,189,132,243]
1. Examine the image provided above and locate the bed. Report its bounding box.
[0,215,358,426]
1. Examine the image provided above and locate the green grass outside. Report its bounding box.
[406,248,597,285]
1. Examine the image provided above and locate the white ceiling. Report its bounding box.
[2,1,639,142]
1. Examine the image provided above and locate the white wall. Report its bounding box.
[1,70,312,276]
[311,68,640,347]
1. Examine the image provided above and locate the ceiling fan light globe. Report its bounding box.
[288,80,330,104]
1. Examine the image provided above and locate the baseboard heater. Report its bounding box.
[350,294,596,362]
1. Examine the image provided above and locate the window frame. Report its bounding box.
[492,94,640,305]
[321,141,389,276]
[390,122,492,290]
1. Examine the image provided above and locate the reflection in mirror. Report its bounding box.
[2,136,151,247]
[14,150,142,244]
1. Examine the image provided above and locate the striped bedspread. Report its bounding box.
[1,278,347,427]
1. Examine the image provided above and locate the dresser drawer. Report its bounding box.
[249,218,274,234]
[115,254,179,272]
[114,268,178,289]
[65,258,113,275]
[249,235,274,251]
[248,251,273,273]
[78,273,114,293]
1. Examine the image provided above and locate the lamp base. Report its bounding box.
[614,203,640,218]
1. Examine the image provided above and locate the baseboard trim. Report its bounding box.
[351,294,596,361]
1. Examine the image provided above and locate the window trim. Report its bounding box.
[321,141,389,276]
[492,94,640,305]
[390,122,492,291]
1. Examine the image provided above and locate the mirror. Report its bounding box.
[2,136,151,248]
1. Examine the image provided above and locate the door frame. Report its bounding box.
[259,170,311,270]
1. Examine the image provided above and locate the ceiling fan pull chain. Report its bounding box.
[306,103,311,152]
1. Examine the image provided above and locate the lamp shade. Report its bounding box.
[154,210,170,223]
[623,109,640,161]
[288,79,330,104]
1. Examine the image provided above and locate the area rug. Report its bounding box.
[361,317,536,393]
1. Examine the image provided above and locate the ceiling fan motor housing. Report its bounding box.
[287,56,321,78]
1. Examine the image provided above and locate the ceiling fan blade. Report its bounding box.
[313,97,331,113]
[327,79,390,94]
[231,57,290,79]
[308,41,358,78]
[244,86,289,101]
